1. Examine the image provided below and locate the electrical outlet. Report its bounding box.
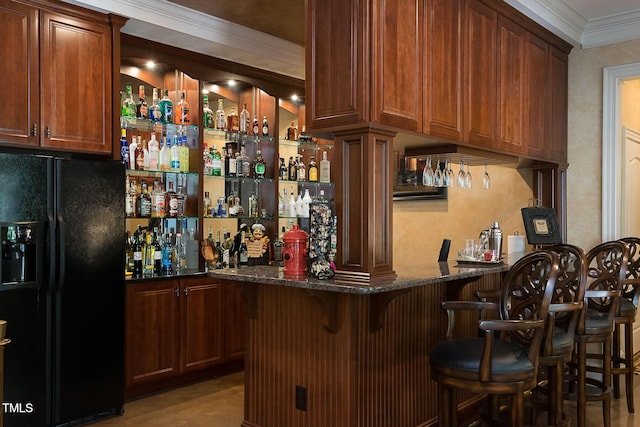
[295,385,307,411]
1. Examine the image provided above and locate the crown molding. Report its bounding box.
[582,9,640,48]
[60,0,305,79]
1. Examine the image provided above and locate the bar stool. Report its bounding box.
[429,251,559,427]
[563,240,629,427]
[612,236,640,413]
[535,244,588,426]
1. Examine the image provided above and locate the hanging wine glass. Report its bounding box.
[457,160,466,188]
[446,159,455,187]
[423,157,435,186]
[464,161,472,189]
[482,162,490,189]
[434,159,443,187]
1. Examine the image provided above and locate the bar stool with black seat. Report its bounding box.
[612,236,640,413]
[429,251,559,427]
[534,244,588,426]
[563,240,629,427]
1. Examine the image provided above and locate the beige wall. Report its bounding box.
[622,79,640,130]
[567,39,640,250]
[392,165,533,269]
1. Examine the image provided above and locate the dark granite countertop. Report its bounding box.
[207,253,525,294]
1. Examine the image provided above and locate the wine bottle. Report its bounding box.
[261,115,269,136]
[238,230,249,267]
[203,94,215,128]
[136,85,148,119]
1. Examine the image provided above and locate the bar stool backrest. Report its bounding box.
[620,237,640,306]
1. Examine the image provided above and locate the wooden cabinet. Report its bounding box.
[423,0,463,140]
[462,0,497,148]
[524,32,550,159]
[125,276,243,397]
[548,45,568,162]
[0,0,118,154]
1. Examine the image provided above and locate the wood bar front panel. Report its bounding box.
[241,273,502,427]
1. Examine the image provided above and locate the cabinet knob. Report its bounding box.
[175,287,180,297]
[183,286,189,296]
[45,126,51,138]
[32,124,38,137]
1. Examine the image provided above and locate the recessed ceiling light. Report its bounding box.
[228,80,236,87]
[145,60,156,69]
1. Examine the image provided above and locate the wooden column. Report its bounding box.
[333,126,396,284]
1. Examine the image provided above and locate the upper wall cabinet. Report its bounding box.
[0,0,123,154]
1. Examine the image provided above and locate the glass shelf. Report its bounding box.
[204,128,273,143]
[203,175,276,184]
[121,117,198,133]
[278,179,334,186]
[128,169,199,178]
[279,138,335,151]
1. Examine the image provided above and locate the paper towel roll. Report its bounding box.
[508,234,526,253]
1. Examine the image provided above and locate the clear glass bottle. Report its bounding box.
[297,154,306,181]
[202,94,215,128]
[319,151,331,183]
[288,156,297,181]
[216,99,226,130]
[125,175,137,218]
[248,192,258,218]
[240,145,251,177]
[279,157,287,180]
[159,136,171,171]
[175,91,190,124]
[148,132,159,170]
[252,115,259,135]
[143,233,154,276]
[151,180,166,218]
[175,177,187,217]
[239,103,250,134]
[227,146,237,177]
[149,88,162,123]
[138,179,152,218]
[203,143,213,175]
[159,89,174,124]
[136,85,148,119]
[121,83,136,117]
[203,191,212,217]
[128,135,137,170]
[165,180,178,218]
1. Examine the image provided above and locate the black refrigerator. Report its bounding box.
[0,152,125,426]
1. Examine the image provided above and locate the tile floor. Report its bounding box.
[90,370,639,426]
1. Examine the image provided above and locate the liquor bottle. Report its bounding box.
[216,99,226,130]
[319,151,331,183]
[234,194,244,217]
[248,192,258,218]
[175,91,190,124]
[120,129,129,168]
[238,230,249,267]
[132,228,143,278]
[295,191,304,218]
[240,145,251,177]
[253,149,266,179]
[170,136,181,172]
[279,157,287,180]
[151,180,166,218]
[136,85,148,119]
[166,180,179,218]
[148,132,159,170]
[202,94,215,128]
[227,107,239,132]
[224,146,232,177]
[128,135,137,170]
[288,188,296,217]
[159,136,171,171]
[273,226,285,264]
[302,188,312,218]
[153,229,163,275]
[138,179,152,218]
[308,153,318,182]
[252,115,259,135]
[149,88,162,123]
[143,139,150,170]
[278,187,288,216]
[239,103,250,134]
[125,231,134,274]
[159,89,174,124]
[121,84,136,117]
[297,154,306,181]
[203,143,213,175]
[203,191,212,217]
[179,133,189,172]
[288,156,297,181]
[211,145,222,176]
[125,175,137,218]
[161,232,173,274]
[173,233,186,271]
[143,233,154,276]
[221,230,232,268]
[135,138,145,171]
[175,177,187,217]
[227,191,236,217]
[261,115,269,136]
[287,121,298,140]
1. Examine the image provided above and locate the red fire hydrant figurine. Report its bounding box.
[282,224,309,277]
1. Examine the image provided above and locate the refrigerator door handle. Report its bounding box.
[57,214,65,290]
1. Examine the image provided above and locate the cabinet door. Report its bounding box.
[548,46,568,163]
[463,0,497,148]
[125,279,180,388]
[496,16,526,154]
[423,0,462,140]
[372,0,420,130]
[179,277,224,374]
[0,1,39,147]
[525,32,550,159]
[40,11,112,153]
[224,283,246,360]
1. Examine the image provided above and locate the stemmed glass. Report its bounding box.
[457,160,466,188]
[464,161,472,189]
[445,159,455,187]
[422,157,435,186]
[434,159,443,187]
[482,163,490,189]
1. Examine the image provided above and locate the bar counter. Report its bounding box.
[209,257,523,427]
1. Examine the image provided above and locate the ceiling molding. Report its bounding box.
[582,9,640,48]
[60,0,305,79]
